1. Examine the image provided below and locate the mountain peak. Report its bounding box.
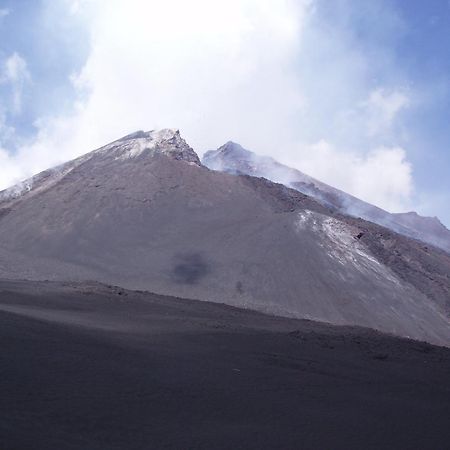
[218,141,253,158]
[0,128,201,205]
[118,128,179,143]
[101,129,201,165]
[203,141,257,173]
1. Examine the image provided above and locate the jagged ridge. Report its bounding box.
[0,129,200,206]
[203,141,450,254]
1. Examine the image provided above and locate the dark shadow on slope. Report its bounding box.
[171,252,211,284]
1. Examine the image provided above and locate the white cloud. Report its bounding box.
[353,147,413,211]
[282,141,413,212]
[0,0,311,183]
[0,0,420,215]
[0,52,31,114]
[3,53,29,82]
[65,0,309,148]
[364,88,410,137]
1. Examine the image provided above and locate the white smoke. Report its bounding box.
[0,0,417,215]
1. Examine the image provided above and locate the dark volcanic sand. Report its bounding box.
[1,281,449,450]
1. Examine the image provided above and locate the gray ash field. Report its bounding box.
[1,130,450,449]
[1,280,450,450]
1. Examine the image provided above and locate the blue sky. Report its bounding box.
[0,1,89,142]
[0,0,449,226]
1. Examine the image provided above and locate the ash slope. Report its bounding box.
[0,130,449,346]
[203,142,450,254]
[1,280,450,450]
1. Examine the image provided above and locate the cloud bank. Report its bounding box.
[0,0,420,214]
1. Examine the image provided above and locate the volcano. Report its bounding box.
[0,129,449,345]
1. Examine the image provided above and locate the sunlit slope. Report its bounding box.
[0,130,449,345]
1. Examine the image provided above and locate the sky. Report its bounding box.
[0,0,449,225]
